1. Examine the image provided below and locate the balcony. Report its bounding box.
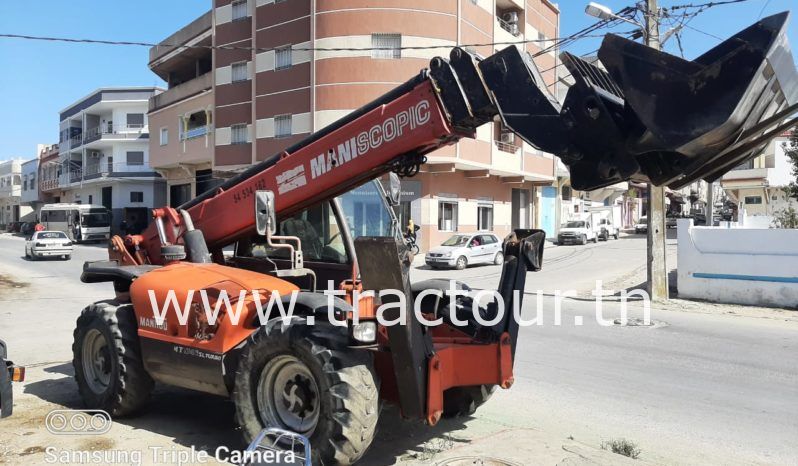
[495,139,520,154]
[149,11,212,70]
[182,125,211,140]
[40,178,60,192]
[82,124,149,145]
[149,72,212,112]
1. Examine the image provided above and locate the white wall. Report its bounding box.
[677,219,798,308]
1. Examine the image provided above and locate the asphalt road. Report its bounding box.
[0,232,796,465]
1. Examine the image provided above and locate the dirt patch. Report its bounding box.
[0,274,28,290]
[78,437,116,451]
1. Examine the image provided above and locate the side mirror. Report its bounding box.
[386,172,401,207]
[255,191,276,237]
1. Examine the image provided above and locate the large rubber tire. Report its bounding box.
[443,384,497,418]
[233,317,379,465]
[72,301,153,416]
[493,251,504,265]
[580,235,587,245]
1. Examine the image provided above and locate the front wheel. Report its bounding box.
[580,235,587,245]
[233,318,379,465]
[455,256,467,270]
[72,301,153,416]
[410,243,420,255]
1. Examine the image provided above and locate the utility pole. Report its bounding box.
[645,0,669,301]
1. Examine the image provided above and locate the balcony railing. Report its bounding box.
[69,169,83,183]
[181,125,210,140]
[40,178,60,191]
[83,124,148,144]
[497,16,521,37]
[495,140,520,154]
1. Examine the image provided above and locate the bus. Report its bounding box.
[39,204,111,242]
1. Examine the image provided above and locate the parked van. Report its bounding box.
[588,205,621,240]
[39,204,111,242]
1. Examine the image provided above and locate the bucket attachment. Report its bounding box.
[479,12,798,191]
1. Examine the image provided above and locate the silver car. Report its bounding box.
[25,230,73,260]
[425,233,503,270]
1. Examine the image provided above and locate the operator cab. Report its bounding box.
[228,179,402,290]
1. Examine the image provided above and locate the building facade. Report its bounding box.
[721,129,797,220]
[40,88,167,233]
[0,159,30,226]
[151,0,560,251]
[20,156,40,221]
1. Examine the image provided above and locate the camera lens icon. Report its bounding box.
[45,410,112,435]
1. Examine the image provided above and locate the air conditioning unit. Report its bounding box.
[499,131,514,144]
[89,151,101,158]
[502,11,519,25]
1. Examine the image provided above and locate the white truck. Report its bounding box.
[557,211,601,245]
[588,205,621,241]
[39,203,111,242]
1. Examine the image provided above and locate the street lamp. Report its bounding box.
[584,2,644,29]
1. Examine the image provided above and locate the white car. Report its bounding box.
[634,216,648,234]
[25,231,73,260]
[425,233,503,270]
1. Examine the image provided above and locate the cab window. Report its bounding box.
[238,202,348,264]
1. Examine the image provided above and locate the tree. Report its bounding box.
[771,205,798,229]
[785,127,798,200]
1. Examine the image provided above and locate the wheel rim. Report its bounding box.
[257,355,320,436]
[82,328,112,394]
[495,253,503,264]
[458,257,466,268]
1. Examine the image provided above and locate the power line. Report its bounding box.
[666,0,754,10]
[0,32,609,55]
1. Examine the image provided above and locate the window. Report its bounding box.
[126,113,144,128]
[23,177,28,191]
[231,124,249,144]
[232,62,248,82]
[275,46,292,70]
[160,128,168,146]
[239,201,348,264]
[371,34,401,59]
[232,0,248,21]
[130,192,144,203]
[477,205,494,231]
[88,195,93,204]
[275,115,292,138]
[13,175,21,185]
[744,196,762,205]
[561,185,572,201]
[438,201,458,231]
[126,151,144,166]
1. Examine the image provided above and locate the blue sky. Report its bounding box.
[0,0,795,160]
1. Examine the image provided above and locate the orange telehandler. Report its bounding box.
[72,14,796,464]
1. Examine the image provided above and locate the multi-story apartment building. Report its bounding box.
[0,159,30,226]
[20,156,40,219]
[148,11,218,207]
[721,129,797,218]
[40,88,167,233]
[150,1,560,250]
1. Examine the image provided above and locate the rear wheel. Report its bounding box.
[72,301,153,416]
[443,384,497,418]
[233,317,379,465]
[455,256,467,270]
[493,252,504,265]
